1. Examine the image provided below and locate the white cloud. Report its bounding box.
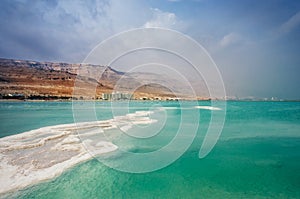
[0,0,154,62]
[143,8,177,29]
[279,11,300,34]
[220,32,242,47]
[0,0,190,62]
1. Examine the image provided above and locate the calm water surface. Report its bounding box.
[0,101,299,198]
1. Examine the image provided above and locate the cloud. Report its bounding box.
[143,8,177,29]
[279,11,300,35]
[0,0,151,62]
[0,0,188,62]
[0,0,113,62]
[219,32,242,47]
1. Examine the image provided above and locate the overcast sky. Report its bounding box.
[0,0,299,99]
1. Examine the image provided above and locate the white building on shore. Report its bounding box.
[101,92,132,100]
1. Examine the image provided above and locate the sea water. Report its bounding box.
[0,101,300,198]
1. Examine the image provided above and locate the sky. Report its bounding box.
[0,0,299,99]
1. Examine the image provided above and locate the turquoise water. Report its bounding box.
[1,101,300,198]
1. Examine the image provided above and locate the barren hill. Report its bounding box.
[0,58,189,100]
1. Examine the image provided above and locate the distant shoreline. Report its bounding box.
[0,99,299,102]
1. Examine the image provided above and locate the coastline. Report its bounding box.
[0,99,299,102]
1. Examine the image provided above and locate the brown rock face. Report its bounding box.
[0,58,185,100]
[0,58,110,99]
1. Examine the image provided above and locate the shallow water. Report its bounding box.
[1,101,300,198]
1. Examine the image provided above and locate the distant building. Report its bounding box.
[4,93,25,100]
[101,92,132,100]
[166,97,180,101]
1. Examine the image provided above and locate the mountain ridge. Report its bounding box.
[0,58,193,100]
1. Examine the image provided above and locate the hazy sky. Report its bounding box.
[0,0,299,99]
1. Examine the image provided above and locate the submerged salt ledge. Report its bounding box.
[157,106,222,111]
[0,110,156,195]
[194,106,222,111]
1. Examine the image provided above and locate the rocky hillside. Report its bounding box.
[0,58,182,100]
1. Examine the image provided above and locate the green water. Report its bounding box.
[1,101,300,198]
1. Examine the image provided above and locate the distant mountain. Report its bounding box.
[0,58,200,100]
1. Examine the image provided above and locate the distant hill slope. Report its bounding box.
[0,58,191,100]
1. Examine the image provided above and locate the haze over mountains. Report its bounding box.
[0,58,208,100]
